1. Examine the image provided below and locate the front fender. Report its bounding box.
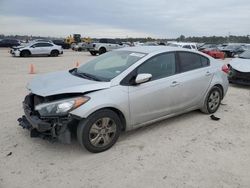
[70,85,131,129]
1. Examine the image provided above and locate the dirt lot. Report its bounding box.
[0,48,250,188]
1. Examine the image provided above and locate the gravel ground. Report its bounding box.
[0,49,250,188]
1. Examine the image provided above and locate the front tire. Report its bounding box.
[77,109,121,153]
[20,50,30,57]
[201,86,222,114]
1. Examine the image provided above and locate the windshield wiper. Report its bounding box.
[69,68,109,81]
[77,72,102,81]
[70,69,101,81]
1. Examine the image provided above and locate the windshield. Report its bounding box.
[239,50,250,59]
[75,51,146,81]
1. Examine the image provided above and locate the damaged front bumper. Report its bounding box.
[18,99,78,143]
[228,68,250,86]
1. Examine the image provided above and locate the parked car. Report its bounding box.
[221,44,245,57]
[18,46,229,153]
[242,44,250,51]
[87,38,126,55]
[198,44,217,51]
[72,42,89,51]
[217,43,228,51]
[228,50,250,85]
[142,42,159,46]
[201,47,225,59]
[0,38,20,47]
[11,42,63,57]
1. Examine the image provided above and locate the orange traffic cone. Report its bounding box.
[29,64,35,74]
[75,61,79,68]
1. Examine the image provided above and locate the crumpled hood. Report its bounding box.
[27,71,111,97]
[229,58,250,72]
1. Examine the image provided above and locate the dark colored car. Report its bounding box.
[222,44,245,57]
[198,44,217,51]
[52,40,70,49]
[0,39,20,47]
[228,50,250,85]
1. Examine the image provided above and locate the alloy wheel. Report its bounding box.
[89,117,116,147]
[208,90,220,111]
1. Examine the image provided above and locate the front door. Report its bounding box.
[128,52,178,126]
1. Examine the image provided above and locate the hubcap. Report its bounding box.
[208,90,220,111]
[89,117,116,147]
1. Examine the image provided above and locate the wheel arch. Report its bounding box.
[73,106,127,132]
[99,46,107,51]
[20,49,31,55]
[214,84,224,99]
[51,49,59,53]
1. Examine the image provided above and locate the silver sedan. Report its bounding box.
[19,46,229,153]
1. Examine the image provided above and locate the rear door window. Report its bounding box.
[99,39,108,43]
[178,52,209,72]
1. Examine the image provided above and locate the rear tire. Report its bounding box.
[50,50,59,57]
[77,109,121,153]
[99,47,106,55]
[201,86,222,114]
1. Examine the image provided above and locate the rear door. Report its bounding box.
[107,39,117,51]
[172,51,213,110]
[39,43,53,54]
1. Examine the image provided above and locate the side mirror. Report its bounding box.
[135,73,152,84]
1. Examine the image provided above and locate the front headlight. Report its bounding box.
[35,96,90,116]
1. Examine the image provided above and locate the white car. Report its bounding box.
[228,50,250,85]
[168,42,198,50]
[87,38,126,56]
[11,42,63,57]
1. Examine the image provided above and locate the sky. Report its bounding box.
[0,0,250,38]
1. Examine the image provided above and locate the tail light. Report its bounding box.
[222,64,229,74]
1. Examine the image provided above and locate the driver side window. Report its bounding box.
[137,52,176,81]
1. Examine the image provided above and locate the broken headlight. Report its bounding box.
[35,97,90,116]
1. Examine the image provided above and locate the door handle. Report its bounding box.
[205,71,212,76]
[171,81,180,87]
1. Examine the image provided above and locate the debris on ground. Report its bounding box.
[210,115,220,121]
[6,152,12,157]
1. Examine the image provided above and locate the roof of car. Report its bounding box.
[117,46,185,54]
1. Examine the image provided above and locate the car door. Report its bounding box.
[108,39,118,50]
[128,52,179,126]
[39,43,53,54]
[30,43,43,55]
[172,51,213,110]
